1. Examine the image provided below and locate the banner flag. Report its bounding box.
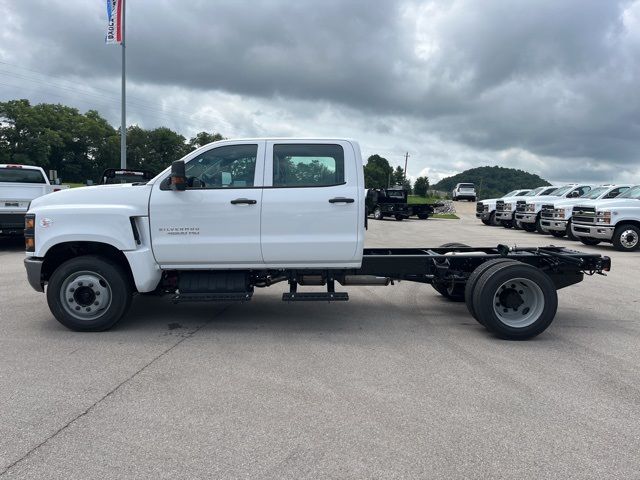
[105,0,123,45]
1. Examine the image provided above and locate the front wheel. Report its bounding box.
[579,237,601,246]
[501,220,513,229]
[46,255,133,331]
[613,224,640,251]
[521,222,537,232]
[373,207,383,220]
[417,214,429,220]
[473,262,558,339]
[395,215,404,221]
[550,230,565,238]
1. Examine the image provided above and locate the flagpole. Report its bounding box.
[120,0,126,169]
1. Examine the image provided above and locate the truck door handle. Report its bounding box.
[328,197,355,204]
[230,198,257,205]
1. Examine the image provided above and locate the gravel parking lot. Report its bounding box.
[1,201,639,479]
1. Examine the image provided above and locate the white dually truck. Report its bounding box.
[0,164,57,237]
[476,189,530,226]
[571,184,640,251]
[23,139,610,339]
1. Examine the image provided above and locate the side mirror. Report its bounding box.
[170,160,186,191]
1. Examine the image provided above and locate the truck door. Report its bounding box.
[260,141,362,266]
[149,141,265,267]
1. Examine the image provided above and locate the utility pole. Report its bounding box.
[120,0,127,169]
[403,152,410,181]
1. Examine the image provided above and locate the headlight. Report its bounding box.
[554,208,565,219]
[596,211,612,224]
[525,204,536,212]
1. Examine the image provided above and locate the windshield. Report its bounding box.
[516,190,530,196]
[618,185,640,199]
[459,183,474,188]
[549,186,573,196]
[581,187,608,199]
[386,190,405,198]
[504,190,518,197]
[525,187,545,196]
[0,167,46,183]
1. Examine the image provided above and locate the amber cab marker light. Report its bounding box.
[25,237,35,251]
[25,217,35,230]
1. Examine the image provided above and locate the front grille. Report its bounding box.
[540,204,554,219]
[516,200,527,213]
[572,206,596,224]
[476,202,484,213]
[496,200,506,212]
[0,213,26,228]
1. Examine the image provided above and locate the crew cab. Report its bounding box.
[476,189,530,226]
[23,139,611,340]
[496,186,558,228]
[571,184,640,251]
[0,164,55,237]
[452,183,476,201]
[515,184,593,233]
[540,185,631,239]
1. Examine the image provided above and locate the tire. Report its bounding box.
[535,215,546,234]
[373,207,383,220]
[501,220,513,229]
[514,221,523,230]
[579,237,601,246]
[432,243,470,301]
[488,211,499,226]
[521,222,537,232]
[566,220,577,241]
[417,214,429,220]
[473,262,558,340]
[395,215,404,221]
[464,259,519,324]
[550,230,565,238]
[612,224,640,251]
[481,219,491,226]
[46,255,133,331]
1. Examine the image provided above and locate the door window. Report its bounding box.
[272,144,344,187]
[185,144,257,189]
[605,186,629,198]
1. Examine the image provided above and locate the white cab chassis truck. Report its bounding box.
[476,189,530,226]
[495,186,558,228]
[0,164,55,237]
[571,185,640,251]
[24,139,611,339]
[540,185,632,240]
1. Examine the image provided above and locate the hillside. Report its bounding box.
[433,166,551,200]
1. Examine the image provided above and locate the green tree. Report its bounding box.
[414,176,430,196]
[188,131,224,150]
[364,154,393,188]
[392,166,404,186]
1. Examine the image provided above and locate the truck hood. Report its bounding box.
[526,195,564,205]
[575,198,640,210]
[551,197,592,208]
[29,183,152,215]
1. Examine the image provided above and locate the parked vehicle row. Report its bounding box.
[477,183,640,251]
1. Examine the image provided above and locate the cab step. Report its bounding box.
[282,292,349,302]
[172,292,253,303]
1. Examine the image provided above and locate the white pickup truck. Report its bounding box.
[0,164,55,237]
[515,184,593,233]
[23,138,611,339]
[476,189,530,226]
[540,185,632,239]
[571,184,640,251]
[495,186,558,228]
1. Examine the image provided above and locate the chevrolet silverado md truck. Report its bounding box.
[23,139,610,339]
[0,164,55,237]
[476,189,530,226]
[495,186,559,228]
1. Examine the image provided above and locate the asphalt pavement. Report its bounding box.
[0,201,639,479]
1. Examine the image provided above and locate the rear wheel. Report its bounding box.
[579,237,601,246]
[465,259,519,324]
[612,224,640,251]
[417,213,429,220]
[373,207,383,220]
[46,255,133,331]
[473,263,558,339]
[395,215,404,221]
[432,243,469,302]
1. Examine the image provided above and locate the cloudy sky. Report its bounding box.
[1,0,639,183]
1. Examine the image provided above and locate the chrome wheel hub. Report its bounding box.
[60,271,112,321]
[620,230,639,249]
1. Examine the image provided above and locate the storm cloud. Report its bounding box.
[1,0,639,183]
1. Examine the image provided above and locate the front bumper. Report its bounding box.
[540,219,567,232]
[496,211,514,221]
[572,223,614,241]
[515,213,537,223]
[24,257,44,292]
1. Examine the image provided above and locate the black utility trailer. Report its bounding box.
[166,243,611,340]
[366,187,437,220]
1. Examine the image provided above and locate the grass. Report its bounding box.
[65,182,87,188]
[431,213,459,220]
[407,195,445,204]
